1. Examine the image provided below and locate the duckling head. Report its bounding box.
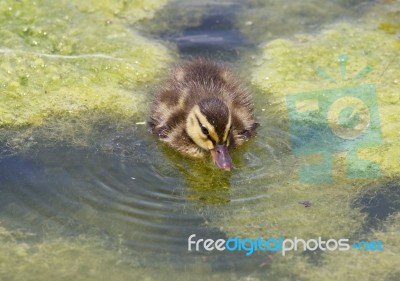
[186,97,233,171]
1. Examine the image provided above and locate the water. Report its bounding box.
[1,0,399,280]
[0,123,289,278]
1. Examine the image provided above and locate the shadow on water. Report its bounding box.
[353,181,400,231]
[173,5,251,59]
[139,1,251,61]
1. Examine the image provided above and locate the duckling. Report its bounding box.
[149,59,258,171]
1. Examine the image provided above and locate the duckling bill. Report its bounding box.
[149,59,258,171]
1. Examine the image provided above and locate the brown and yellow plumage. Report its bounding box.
[149,59,258,170]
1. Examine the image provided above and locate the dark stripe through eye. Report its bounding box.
[201,125,209,135]
[195,115,216,144]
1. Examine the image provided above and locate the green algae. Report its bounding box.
[74,0,169,24]
[260,212,400,281]
[365,0,400,36]
[0,217,142,281]
[235,0,372,44]
[0,0,175,148]
[0,228,135,281]
[207,2,400,279]
[215,172,369,239]
[136,0,205,36]
[0,220,238,281]
[249,23,400,178]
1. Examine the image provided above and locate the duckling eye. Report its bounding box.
[201,125,209,136]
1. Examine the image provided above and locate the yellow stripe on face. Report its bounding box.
[223,111,232,143]
[209,130,219,144]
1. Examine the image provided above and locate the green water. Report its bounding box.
[1,0,400,280]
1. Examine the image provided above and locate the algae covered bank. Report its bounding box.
[0,0,400,281]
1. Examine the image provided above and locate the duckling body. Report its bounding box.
[149,59,258,170]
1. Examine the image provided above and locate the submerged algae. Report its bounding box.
[250,23,400,177]
[263,212,400,281]
[0,223,209,281]
[74,0,169,24]
[236,0,372,43]
[0,219,239,281]
[0,0,175,148]
[209,3,400,280]
[0,226,134,281]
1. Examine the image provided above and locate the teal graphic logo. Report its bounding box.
[286,55,381,183]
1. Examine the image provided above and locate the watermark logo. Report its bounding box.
[286,54,381,183]
[188,234,384,256]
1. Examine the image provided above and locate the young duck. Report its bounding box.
[149,59,258,171]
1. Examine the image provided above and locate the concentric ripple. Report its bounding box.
[0,135,285,270]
